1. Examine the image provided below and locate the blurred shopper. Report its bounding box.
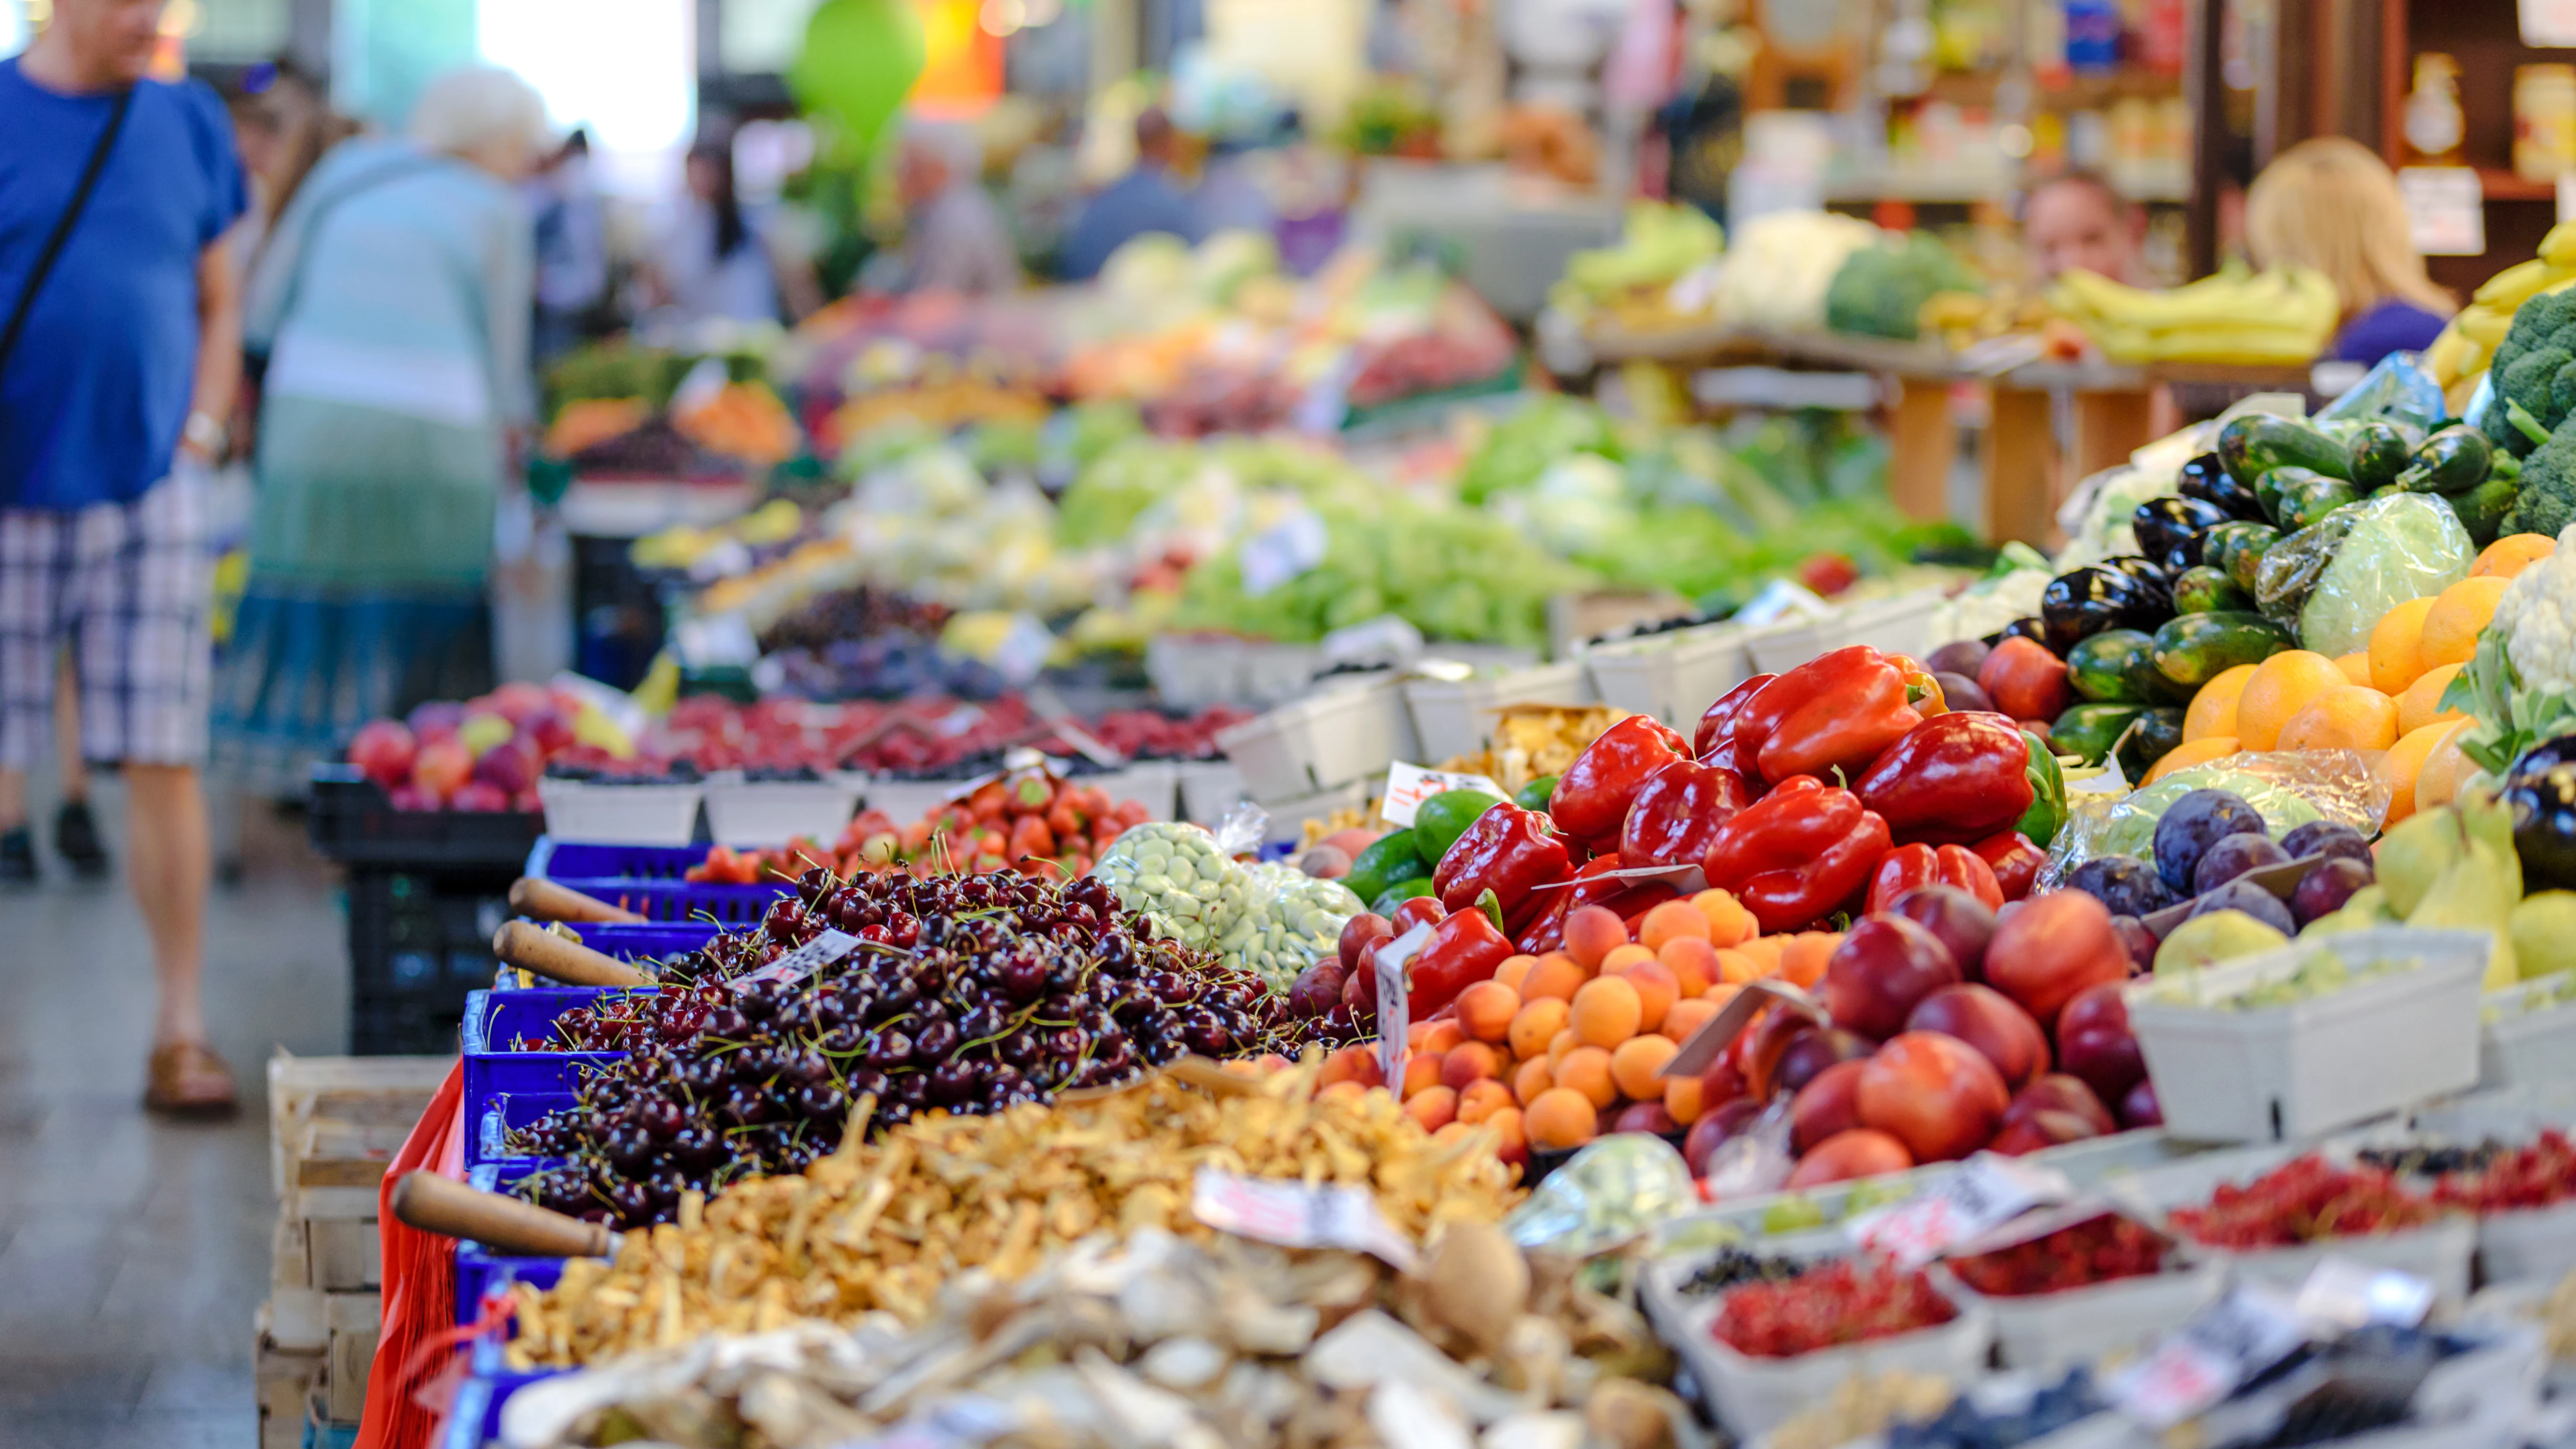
[2022,169,2148,286]
[528,128,611,359]
[0,0,247,1109]
[210,68,543,801]
[647,139,822,326]
[1191,132,1280,241]
[888,121,1020,295]
[225,58,343,274]
[2247,137,2454,367]
[1060,107,1200,281]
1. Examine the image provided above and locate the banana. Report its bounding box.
[2475,259,2558,308]
[2460,304,2514,349]
[2424,328,2468,384]
[2543,221,2576,270]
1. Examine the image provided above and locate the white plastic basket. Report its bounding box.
[1583,623,1753,727]
[2476,1200,2576,1287]
[1239,642,1326,705]
[2124,926,2489,1142]
[861,775,972,829]
[1401,661,1593,761]
[1215,676,1417,799]
[701,777,859,847]
[1744,589,1947,675]
[1940,1259,2223,1374]
[1252,780,1370,846]
[1680,1294,1992,1441]
[2476,980,2576,1091]
[1176,759,1249,824]
[1144,635,1246,709]
[1086,760,1180,821]
[536,778,702,846]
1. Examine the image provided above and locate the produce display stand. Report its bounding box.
[558,474,762,691]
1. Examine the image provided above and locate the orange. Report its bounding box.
[1562,906,1628,969]
[2275,686,2400,753]
[2420,576,2512,670]
[1455,1079,1515,1125]
[1440,1042,1503,1089]
[1546,1028,1580,1067]
[2472,534,2556,579]
[2379,721,2455,826]
[1512,1055,1554,1106]
[1658,935,1719,996]
[2185,663,2259,743]
[1777,932,1840,988]
[2236,651,2349,751]
[1521,953,1587,1002]
[1524,1087,1599,1151]
[1494,954,1538,995]
[1553,1046,1618,1109]
[2333,651,2373,686]
[2415,719,2479,814]
[1402,1052,1445,1098]
[2144,736,2238,785]
[1610,1035,1681,1100]
[1570,975,1645,1047]
[1455,981,1521,1043]
[2396,663,2469,737]
[2367,598,2439,694]
[1600,942,1658,975]
[1404,1086,1458,1133]
[1508,998,1571,1061]
[1690,889,1758,947]
[1618,960,1680,1032]
[1640,900,1713,951]
[1420,1020,1465,1055]
[1661,996,1720,1045]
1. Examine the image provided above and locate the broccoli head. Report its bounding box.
[2504,413,2576,541]
[2484,290,2576,453]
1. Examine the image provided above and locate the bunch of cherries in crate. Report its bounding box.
[507,870,1309,1228]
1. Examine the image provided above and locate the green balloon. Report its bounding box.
[788,0,925,164]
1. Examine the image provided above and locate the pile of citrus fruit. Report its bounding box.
[2147,532,2556,823]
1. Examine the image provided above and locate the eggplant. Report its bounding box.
[2177,450,2266,520]
[2001,615,2057,654]
[2507,749,2576,892]
[2041,565,2159,653]
[2514,734,2576,779]
[2105,554,2174,611]
[2132,496,2232,566]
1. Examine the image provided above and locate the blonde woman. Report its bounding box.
[2246,136,2455,367]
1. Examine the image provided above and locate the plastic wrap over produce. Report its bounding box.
[1221,863,1363,994]
[2311,351,2448,432]
[1504,1133,1697,1256]
[1092,821,1252,948]
[1092,805,1358,992]
[2041,750,2391,886]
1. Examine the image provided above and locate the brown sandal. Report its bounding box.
[145,1041,239,1116]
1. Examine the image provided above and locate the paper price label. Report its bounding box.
[2110,1281,2309,1428]
[1193,1168,1419,1270]
[1847,1154,2071,1267]
[2293,1255,2432,1331]
[1239,509,1330,596]
[1374,922,1431,1090]
[1378,762,1507,826]
[738,929,862,988]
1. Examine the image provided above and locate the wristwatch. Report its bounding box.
[182,410,226,458]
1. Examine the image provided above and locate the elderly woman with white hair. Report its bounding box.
[210,66,546,794]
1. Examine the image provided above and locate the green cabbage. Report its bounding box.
[2299,492,2474,656]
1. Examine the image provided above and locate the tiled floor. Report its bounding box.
[0,781,350,1448]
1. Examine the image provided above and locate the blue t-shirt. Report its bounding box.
[1059,167,1201,281]
[0,61,245,510]
[2332,299,2451,369]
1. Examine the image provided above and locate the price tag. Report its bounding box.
[2110,1281,2310,1428]
[1374,922,1432,1090]
[1378,762,1508,826]
[1238,509,1330,597]
[2527,0,2576,46]
[1846,1154,2072,1267]
[1192,1168,1420,1270]
[2293,1255,2433,1331]
[2398,167,2486,257]
[737,929,862,988]
[1530,862,1709,896]
[671,612,759,669]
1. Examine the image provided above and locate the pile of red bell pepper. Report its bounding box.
[1419,647,2062,971]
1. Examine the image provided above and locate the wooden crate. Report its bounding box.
[267,1049,450,1202]
[254,1312,324,1449]
[324,1291,382,1425]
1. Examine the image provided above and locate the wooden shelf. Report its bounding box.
[2476,167,2558,202]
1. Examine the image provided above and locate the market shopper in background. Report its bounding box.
[646,139,823,326]
[0,0,247,1110]
[209,68,544,799]
[2021,169,2148,286]
[2246,137,2454,367]
[888,120,1021,295]
[528,128,613,360]
[1060,106,1201,281]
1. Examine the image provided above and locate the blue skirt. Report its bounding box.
[210,581,492,796]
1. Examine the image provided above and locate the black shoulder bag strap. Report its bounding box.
[0,85,134,376]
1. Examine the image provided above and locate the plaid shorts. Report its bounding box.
[0,468,215,769]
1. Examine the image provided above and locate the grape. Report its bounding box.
[2066,853,2175,918]
[2186,878,2296,936]
[2193,832,2291,894]
[2152,789,2268,892]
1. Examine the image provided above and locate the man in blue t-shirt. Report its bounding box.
[1060,107,1203,282]
[0,0,247,1113]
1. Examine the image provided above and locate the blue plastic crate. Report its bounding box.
[456,1163,575,1440]
[461,988,631,1109]
[525,838,704,882]
[523,835,793,922]
[468,1089,576,1167]
[575,921,726,958]
[541,879,779,924]
[439,1377,490,1449]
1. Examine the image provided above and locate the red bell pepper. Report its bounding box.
[1863,842,2005,915]
[1433,802,1572,926]
[1618,756,1752,869]
[1515,852,1625,953]
[1850,712,2039,846]
[1970,830,2048,902]
[1699,775,1893,934]
[1693,674,1777,757]
[1407,904,1515,1016]
[1549,714,1690,844]
[1729,647,1926,786]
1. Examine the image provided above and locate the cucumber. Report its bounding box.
[2219,414,2352,490]
[2067,629,2156,704]
[2343,420,2424,490]
[2170,565,2250,615]
[1345,831,1427,906]
[2447,476,2518,549]
[2051,703,2147,767]
[2200,519,2270,584]
[2397,425,2496,495]
[2225,522,2283,593]
[2151,610,2294,687]
[1514,775,1558,812]
[1369,877,1437,915]
[2114,707,2188,782]
[2275,470,2361,531]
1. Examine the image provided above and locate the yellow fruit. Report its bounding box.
[2275,686,2400,753]
[2414,720,2480,814]
[2332,651,2373,686]
[2144,736,2239,784]
[2378,721,2457,825]
[2472,534,2557,580]
[2367,596,2439,694]
[2185,663,2259,743]
[2236,651,2351,751]
[2420,576,2513,670]
[2396,663,2470,737]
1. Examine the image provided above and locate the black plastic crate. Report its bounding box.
[346,866,516,1055]
[309,765,545,869]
